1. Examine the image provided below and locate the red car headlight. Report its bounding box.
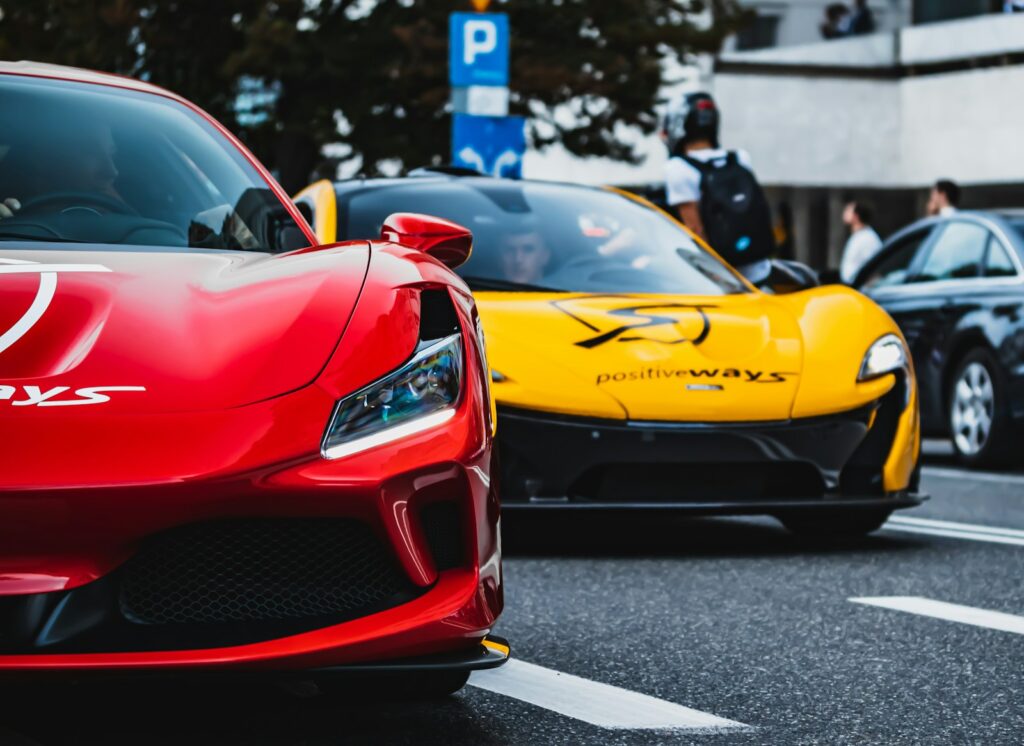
[321,333,463,460]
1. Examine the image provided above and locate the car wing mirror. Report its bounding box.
[381,212,473,269]
[742,258,820,294]
[818,268,843,286]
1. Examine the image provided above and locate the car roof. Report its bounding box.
[885,210,1023,248]
[0,60,184,103]
[988,208,1024,220]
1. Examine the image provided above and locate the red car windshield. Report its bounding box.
[0,75,307,252]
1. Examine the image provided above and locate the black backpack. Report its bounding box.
[681,151,775,266]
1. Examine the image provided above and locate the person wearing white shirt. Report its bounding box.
[840,201,882,284]
[660,91,776,278]
[926,179,960,218]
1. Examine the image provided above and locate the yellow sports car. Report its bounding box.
[296,170,923,536]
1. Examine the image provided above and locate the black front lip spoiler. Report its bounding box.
[311,636,510,676]
[503,494,927,513]
[496,401,919,510]
[0,637,511,684]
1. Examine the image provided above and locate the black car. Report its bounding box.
[853,210,1024,466]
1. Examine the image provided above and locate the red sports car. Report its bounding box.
[0,63,505,695]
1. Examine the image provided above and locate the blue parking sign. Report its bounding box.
[452,114,525,179]
[449,13,509,87]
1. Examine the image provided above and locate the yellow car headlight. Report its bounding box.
[858,334,907,382]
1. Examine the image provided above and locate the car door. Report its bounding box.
[976,230,1024,421]
[856,225,936,297]
[870,220,992,431]
[857,225,936,423]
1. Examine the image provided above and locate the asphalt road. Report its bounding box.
[2,440,1022,745]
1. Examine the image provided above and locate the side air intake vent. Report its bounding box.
[419,288,461,343]
[420,501,465,572]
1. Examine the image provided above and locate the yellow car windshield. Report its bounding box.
[341,180,748,295]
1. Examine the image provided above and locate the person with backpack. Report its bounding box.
[661,91,777,283]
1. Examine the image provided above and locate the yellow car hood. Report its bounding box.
[479,291,808,422]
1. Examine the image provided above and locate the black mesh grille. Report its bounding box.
[119,519,412,626]
[570,462,826,502]
[420,501,465,571]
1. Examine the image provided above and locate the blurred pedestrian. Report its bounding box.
[660,92,775,275]
[846,0,876,35]
[839,201,882,284]
[926,179,960,217]
[820,3,849,39]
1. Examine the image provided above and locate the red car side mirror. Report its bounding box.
[380,213,473,269]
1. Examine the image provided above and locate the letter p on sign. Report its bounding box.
[464,19,497,64]
[449,12,509,87]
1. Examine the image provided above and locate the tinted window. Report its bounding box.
[341,182,748,295]
[0,75,306,252]
[858,228,930,290]
[985,238,1018,277]
[1008,219,1024,246]
[913,222,988,283]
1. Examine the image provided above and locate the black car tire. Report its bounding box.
[947,348,1014,468]
[778,509,892,538]
[316,670,470,700]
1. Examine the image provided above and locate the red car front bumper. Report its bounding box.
[0,381,502,672]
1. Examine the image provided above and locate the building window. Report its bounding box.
[913,0,999,24]
[735,13,781,50]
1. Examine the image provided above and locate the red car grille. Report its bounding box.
[119,519,413,626]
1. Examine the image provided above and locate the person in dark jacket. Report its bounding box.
[820,3,849,39]
[847,0,876,35]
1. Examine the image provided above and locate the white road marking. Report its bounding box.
[921,465,1024,487]
[920,439,954,456]
[884,516,1024,547]
[889,515,1024,538]
[851,596,1024,636]
[469,659,748,732]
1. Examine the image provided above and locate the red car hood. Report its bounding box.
[0,246,370,411]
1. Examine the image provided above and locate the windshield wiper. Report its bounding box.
[460,276,562,293]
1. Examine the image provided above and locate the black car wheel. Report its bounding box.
[947,348,1013,467]
[778,509,892,538]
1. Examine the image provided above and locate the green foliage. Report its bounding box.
[0,0,748,192]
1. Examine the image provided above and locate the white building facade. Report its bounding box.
[524,4,1023,268]
[716,12,1024,266]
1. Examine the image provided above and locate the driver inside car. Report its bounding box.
[499,229,551,284]
[0,116,263,251]
[0,118,124,220]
